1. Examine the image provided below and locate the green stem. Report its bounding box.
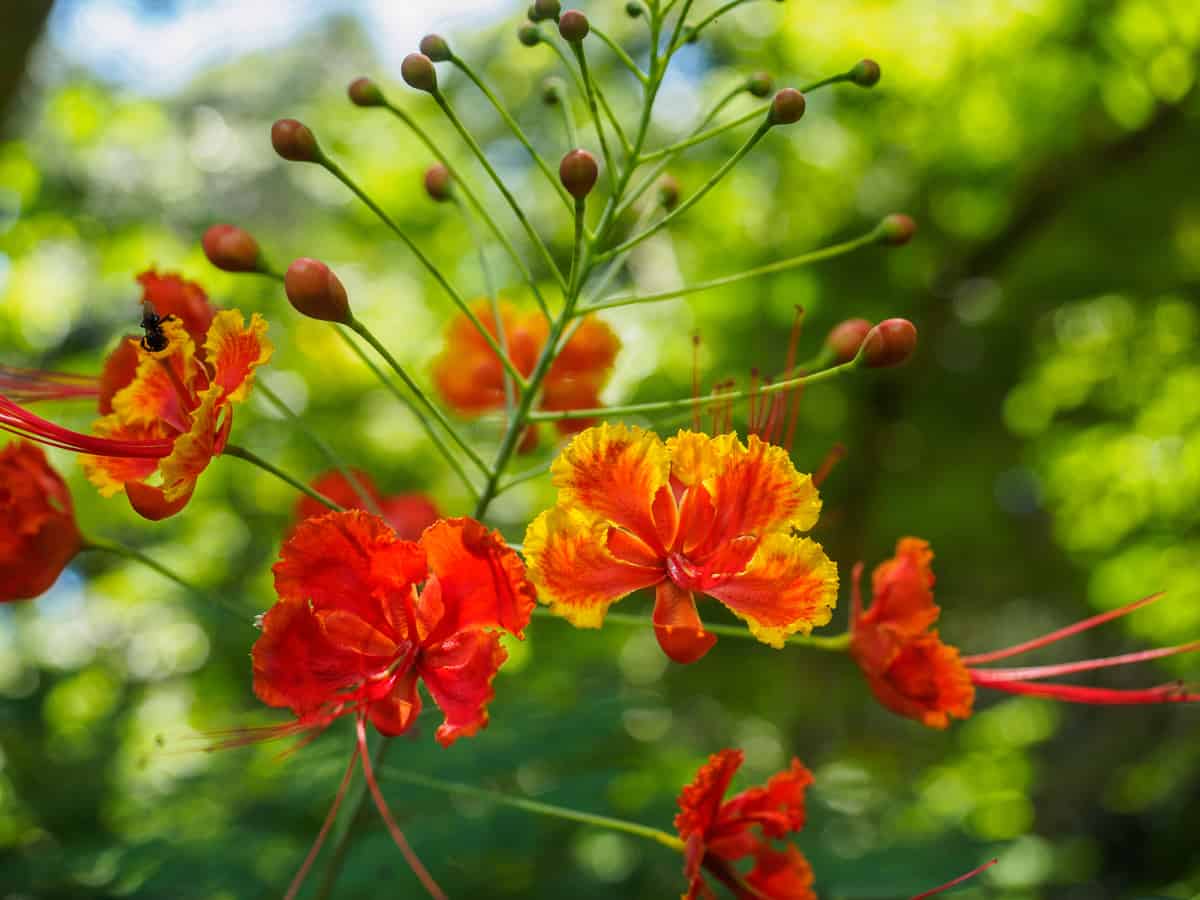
[379,769,685,852]
[571,41,622,193]
[496,461,551,495]
[638,103,767,163]
[221,443,344,511]
[347,317,493,481]
[583,229,881,312]
[318,153,530,385]
[674,0,758,48]
[591,26,649,84]
[255,381,383,516]
[554,84,579,147]
[449,53,575,211]
[432,90,568,292]
[527,358,858,422]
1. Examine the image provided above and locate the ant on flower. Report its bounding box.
[139,300,176,353]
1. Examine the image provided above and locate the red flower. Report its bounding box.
[294,469,439,541]
[851,539,1199,728]
[0,441,82,602]
[675,749,815,900]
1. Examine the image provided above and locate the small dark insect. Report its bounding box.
[139,301,176,353]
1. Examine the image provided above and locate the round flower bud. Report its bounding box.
[559,149,598,199]
[879,213,917,246]
[202,224,261,273]
[747,71,774,98]
[657,174,680,210]
[542,77,564,106]
[284,258,352,324]
[861,318,917,368]
[558,9,589,42]
[271,118,321,163]
[518,24,542,46]
[401,53,438,94]
[530,0,561,20]
[625,1,644,16]
[850,58,881,87]
[419,34,451,62]
[424,164,452,202]
[768,88,806,126]
[348,77,385,108]
[824,318,873,364]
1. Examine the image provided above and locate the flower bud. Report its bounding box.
[401,53,438,94]
[518,24,543,46]
[284,258,352,324]
[424,164,452,202]
[747,71,774,98]
[558,9,589,42]
[625,1,644,16]
[530,0,561,20]
[348,77,385,108]
[542,77,564,106]
[202,224,261,273]
[878,213,917,246]
[861,318,917,368]
[657,174,680,210]
[768,88,806,126]
[271,118,321,163]
[419,33,451,62]
[849,58,881,87]
[825,318,873,363]
[559,149,598,199]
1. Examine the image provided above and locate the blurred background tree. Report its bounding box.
[1,1,1198,897]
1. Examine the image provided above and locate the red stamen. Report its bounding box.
[748,368,761,435]
[691,334,702,432]
[970,676,1199,705]
[812,443,847,488]
[909,858,998,900]
[778,307,805,451]
[781,372,804,453]
[970,640,1200,682]
[0,365,101,403]
[355,717,447,900]
[0,396,174,458]
[850,561,865,624]
[284,743,361,900]
[961,592,1167,665]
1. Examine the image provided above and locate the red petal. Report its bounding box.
[294,469,385,523]
[419,629,507,747]
[138,270,216,348]
[675,749,743,842]
[369,668,423,737]
[859,537,940,637]
[126,479,194,521]
[98,338,141,414]
[858,632,975,729]
[719,758,812,840]
[745,845,816,900]
[653,580,717,664]
[0,441,81,601]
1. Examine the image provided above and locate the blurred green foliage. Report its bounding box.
[1,1,1199,898]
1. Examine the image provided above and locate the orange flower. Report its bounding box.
[851,539,1200,728]
[524,424,838,663]
[294,469,440,541]
[432,300,619,438]
[0,441,82,602]
[675,749,815,900]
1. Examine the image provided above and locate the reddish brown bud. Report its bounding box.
[825,318,873,363]
[879,213,917,246]
[518,24,543,46]
[850,58,881,87]
[424,164,452,202]
[284,258,351,324]
[271,118,321,163]
[202,224,261,273]
[419,34,451,62]
[768,88,806,126]
[348,77,385,108]
[401,53,438,93]
[559,149,598,199]
[558,9,589,42]
[861,318,917,367]
[530,0,561,20]
[747,71,774,98]
[657,174,680,210]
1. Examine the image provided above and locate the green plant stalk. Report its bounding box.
[639,102,767,162]
[379,769,685,852]
[81,536,197,594]
[318,153,530,385]
[571,41,622,193]
[495,461,552,495]
[591,25,649,84]
[674,0,757,48]
[221,443,344,511]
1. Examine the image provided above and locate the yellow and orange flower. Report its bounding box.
[524,424,838,663]
[432,300,619,442]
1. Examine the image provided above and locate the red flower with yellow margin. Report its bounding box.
[524,423,838,664]
[0,441,82,602]
[851,538,1200,728]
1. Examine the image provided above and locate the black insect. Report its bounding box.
[139,302,175,353]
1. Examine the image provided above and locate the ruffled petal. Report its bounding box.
[863,631,975,729]
[419,517,537,639]
[653,580,717,664]
[126,479,194,521]
[541,378,603,435]
[524,505,663,628]
[157,382,224,502]
[674,748,744,842]
[666,430,727,490]
[745,846,816,900]
[550,423,670,549]
[419,629,507,747]
[97,337,140,415]
[704,533,838,648]
[369,668,422,737]
[80,416,171,497]
[862,537,940,637]
[138,270,216,347]
[204,309,272,404]
[110,319,198,431]
[718,758,811,840]
[432,301,545,416]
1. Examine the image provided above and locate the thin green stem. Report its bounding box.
[527,358,858,421]
[379,769,685,852]
[666,0,697,55]
[379,100,552,320]
[568,197,587,293]
[347,317,492,482]
[449,53,574,211]
[674,0,757,49]
[255,381,383,516]
[554,87,579,147]
[638,102,766,163]
[432,90,568,292]
[319,153,530,384]
[590,26,649,84]
[570,42,621,193]
[584,229,881,312]
[496,461,551,495]
[221,443,344,511]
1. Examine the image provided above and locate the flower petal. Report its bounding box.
[745,846,816,900]
[546,314,620,380]
[861,537,940,637]
[674,748,744,842]
[138,270,216,347]
[524,504,663,628]
[718,758,812,840]
[204,309,272,404]
[98,337,141,415]
[864,632,975,729]
[157,382,224,502]
[380,493,440,541]
[126,479,194,521]
[369,668,422,737]
[419,629,507,747]
[431,301,544,416]
[705,533,838,648]
[295,469,386,523]
[0,442,80,602]
[110,320,198,431]
[80,416,171,497]
[653,580,717,664]
[419,517,537,639]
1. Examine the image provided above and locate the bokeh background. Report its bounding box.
[2,1,1199,897]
